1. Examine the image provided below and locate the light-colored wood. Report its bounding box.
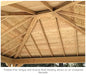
[55,1,81,12]
[55,18,65,56]
[13,56,85,64]
[14,17,38,58]
[39,19,54,56]
[1,17,8,21]
[16,64,23,67]
[1,1,21,6]
[1,1,85,63]
[2,17,30,37]
[2,32,25,47]
[2,42,21,55]
[75,31,79,56]
[1,15,33,17]
[1,56,85,64]
[10,4,35,14]
[41,1,53,11]
[58,11,85,20]
[31,34,42,57]
[24,45,32,57]
[1,56,13,64]
[54,12,85,34]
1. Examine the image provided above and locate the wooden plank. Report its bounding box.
[2,42,21,55]
[2,17,31,37]
[14,17,38,58]
[1,12,31,16]
[55,1,82,12]
[39,19,54,56]
[31,34,42,57]
[58,11,85,20]
[2,32,25,47]
[9,52,16,57]
[75,31,79,56]
[24,45,32,57]
[10,4,35,14]
[1,56,13,64]
[2,20,21,35]
[13,56,85,64]
[53,12,85,34]
[41,1,53,11]
[55,18,65,56]
[16,64,23,67]
[1,15,33,17]
[1,1,21,6]
[1,56,85,64]
[1,17,8,21]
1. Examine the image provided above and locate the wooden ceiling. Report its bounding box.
[1,1,85,65]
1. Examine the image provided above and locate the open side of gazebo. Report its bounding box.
[1,1,85,67]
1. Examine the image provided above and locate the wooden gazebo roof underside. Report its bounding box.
[1,1,85,66]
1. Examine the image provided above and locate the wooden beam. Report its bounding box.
[2,32,25,49]
[9,52,16,57]
[55,1,82,12]
[1,1,22,6]
[55,18,65,56]
[1,56,85,64]
[75,31,79,56]
[2,43,21,55]
[13,56,85,64]
[1,15,33,17]
[1,17,8,21]
[31,34,42,57]
[10,4,35,14]
[1,56,13,64]
[41,1,53,11]
[2,20,21,35]
[2,17,31,37]
[54,12,85,34]
[58,11,85,20]
[39,19,54,56]
[9,46,19,58]
[14,17,38,58]
[16,64,23,67]
[24,45,32,57]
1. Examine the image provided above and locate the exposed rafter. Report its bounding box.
[14,16,38,58]
[1,14,33,17]
[75,31,79,56]
[53,12,85,34]
[10,4,35,14]
[2,43,21,55]
[24,45,32,57]
[1,1,21,6]
[31,34,42,57]
[2,20,21,35]
[58,11,85,20]
[1,1,85,64]
[55,18,66,56]
[41,1,53,11]
[2,17,31,37]
[39,19,54,56]
[1,17,8,21]
[55,1,82,12]
[2,32,25,47]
